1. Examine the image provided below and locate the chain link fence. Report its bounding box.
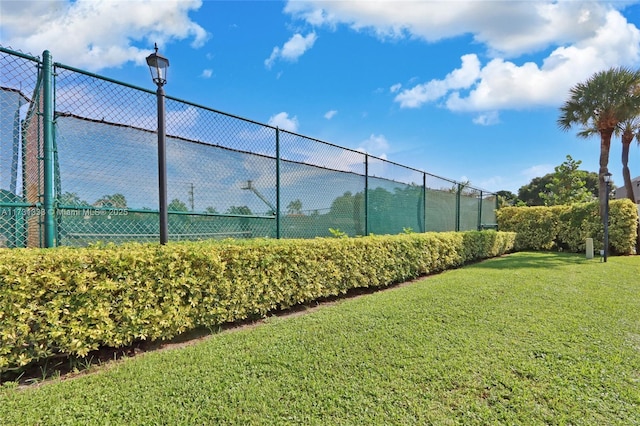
[0,46,498,248]
[0,48,43,248]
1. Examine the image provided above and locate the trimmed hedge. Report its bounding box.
[496,199,638,254]
[0,231,515,373]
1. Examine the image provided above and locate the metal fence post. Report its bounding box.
[42,50,56,247]
[364,154,369,236]
[276,127,281,239]
[422,173,427,233]
[477,191,483,230]
[455,183,461,232]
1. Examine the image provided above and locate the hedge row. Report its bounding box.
[0,231,515,373]
[496,199,638,254]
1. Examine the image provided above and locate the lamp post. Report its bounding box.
[146,43,170,244]
[603,172,612,262]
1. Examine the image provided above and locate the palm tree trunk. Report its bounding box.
[621,130,640,253]
[622,135,636,203]
[599,129,613,218]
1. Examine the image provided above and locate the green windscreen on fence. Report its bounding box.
[481,193,498,227]
[425,175,457,232]
[460,190,481,231]
[278,130,367,238]
[0,46,499,247]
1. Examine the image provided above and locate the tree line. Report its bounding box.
[497,155,600,208]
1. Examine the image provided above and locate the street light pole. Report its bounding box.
[603,172,612,262]
[146,44,170,244]
[156,83,168,244]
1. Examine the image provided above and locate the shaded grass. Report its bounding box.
[1,252,639,425]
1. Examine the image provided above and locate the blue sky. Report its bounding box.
[2,0,640,194]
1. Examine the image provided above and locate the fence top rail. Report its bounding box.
[54,61,156,96]
[0,45,40,62]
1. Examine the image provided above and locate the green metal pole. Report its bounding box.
[364,154,369,236]
[477,191,483,231]
[156,84,168,244]
[53,68,62,245]
[604,181,610,262]
[42,50,56,247]
[495,194,499,230]
[422,173,426,233]
[275,127,281,239]
[455,183,461,232]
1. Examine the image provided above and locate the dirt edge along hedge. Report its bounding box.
[496,199,638,254]
[0,231,516,374]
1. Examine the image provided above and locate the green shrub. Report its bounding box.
[0,231,515,373]
[609,200,639,254]
[495,206,560,251]
[556,203,600,252]
[497,199,638,254]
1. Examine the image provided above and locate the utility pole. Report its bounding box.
[188,183,195,212]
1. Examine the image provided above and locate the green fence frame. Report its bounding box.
[0,46,499,248]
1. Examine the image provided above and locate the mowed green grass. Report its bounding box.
[1,252,639,425]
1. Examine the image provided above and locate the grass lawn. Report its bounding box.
[1,252,639,425]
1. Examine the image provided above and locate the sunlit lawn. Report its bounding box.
[1,252,639,425]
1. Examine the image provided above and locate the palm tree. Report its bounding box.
[558,67,640,217]
[286,199,303,215]
[619,118,639,204]
[619,118,640,252]
[167,198,188,212]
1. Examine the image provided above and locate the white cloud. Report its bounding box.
[389,83,402,93]
[285,1,613,57]
[201,69,213,79]
[394,54,481,108]
[473,111,500,126]
[446,10,640,112]
[265,32,317,68]
[167,106,200,134]
[324,110,337,120]
[287,1,640,115]
[358,134,389,158]
[477,176,506,193]
[392,9,640,114]
[0,0,209,71]
[268,112,299,132]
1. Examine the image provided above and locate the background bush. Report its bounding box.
[497,199,638,254]
[0,231,515,374]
